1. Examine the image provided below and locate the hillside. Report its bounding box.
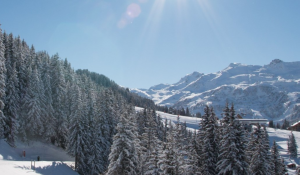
[131,59,300,123]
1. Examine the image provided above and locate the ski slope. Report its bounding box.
[136,107,201,131]
[0,139,78,175]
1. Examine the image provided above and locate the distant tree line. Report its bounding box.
[268,119,290,130]
[76,69,155,109]
[155,105,195,117]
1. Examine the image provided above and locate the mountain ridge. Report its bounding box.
[131,59,300,123]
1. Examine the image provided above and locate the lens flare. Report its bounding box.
[117,3,142,28]
[127,3,141,18]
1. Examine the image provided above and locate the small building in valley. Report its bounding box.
[289,121,300,131]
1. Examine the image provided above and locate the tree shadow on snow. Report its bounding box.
[268,136,287,149]
[34,161,78,175]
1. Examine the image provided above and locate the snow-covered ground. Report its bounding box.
[268,127,300,174]
[0,139,78,175]
[136,107,201,131]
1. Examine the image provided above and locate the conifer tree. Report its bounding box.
[23,66,44,137]
[173,116,186,175]
[271,141,283,175]
[186,107,190,116]
[13,36,27,103]
[85,91,105,175]
[4,62,19,145]
[217,103,248,175]
[263,126,273,173]
[50,54,67,148]
[247,124,269,175]
[280,158,287,174]
[67,84,88,175]
[41,55,55,141]
[0,26,6,139]
[158,121,177,175]
[201,106,218,175]
[140,109,160,174]
[97,89,118,168]
[107,107,139,175]
[144,139,162,175]
[288,132,298,158]
[185,131,201,175]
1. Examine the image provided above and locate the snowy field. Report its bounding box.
[136,107,201,131]
[0,139,78,175]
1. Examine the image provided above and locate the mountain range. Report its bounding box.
[131,59,300,123]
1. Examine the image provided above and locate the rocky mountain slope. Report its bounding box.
[131,59,300,122]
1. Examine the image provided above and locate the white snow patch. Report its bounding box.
[0,139,78,175]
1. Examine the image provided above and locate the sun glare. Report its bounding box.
[140,0,166,41]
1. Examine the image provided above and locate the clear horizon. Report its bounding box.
[1,0,299,89]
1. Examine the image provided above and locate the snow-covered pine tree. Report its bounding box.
[217,103,248,175]
[201,106,219,175]
[271,140,283,175]
[140,109,160,174]
[195,112,205,170]
[13,36,27,104]
[50,54,67,148]
[156,114,166,141]
[263,126,273,173]
[23,66,44,137]
[17,40,31,142]
[67,84,88,175]
[173,116,186,175]
[0,26,6,139]
[185,130,201,175]
[85,89,106,175]
[288,132,298,158]
[3,33,20,144]
[247,124,269,175]
[280,158,287,174]
[40,54,55,141]
[97,89,118,169]
[33,53,47,120]
[4,62,19,145]
[107,106,139,175]
[136,110,147,135]
[63,58,74,84]
[158,121,177,175]
[232,106,248,174]
[144,139,163,175]
[221,102,230,126]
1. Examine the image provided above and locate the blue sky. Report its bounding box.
[0,0,299,88]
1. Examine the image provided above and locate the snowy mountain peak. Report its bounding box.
[228,62,243,68]
[177,71,203,85]
[131,60,300,123]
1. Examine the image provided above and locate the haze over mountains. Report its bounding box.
[131,59,300,123]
